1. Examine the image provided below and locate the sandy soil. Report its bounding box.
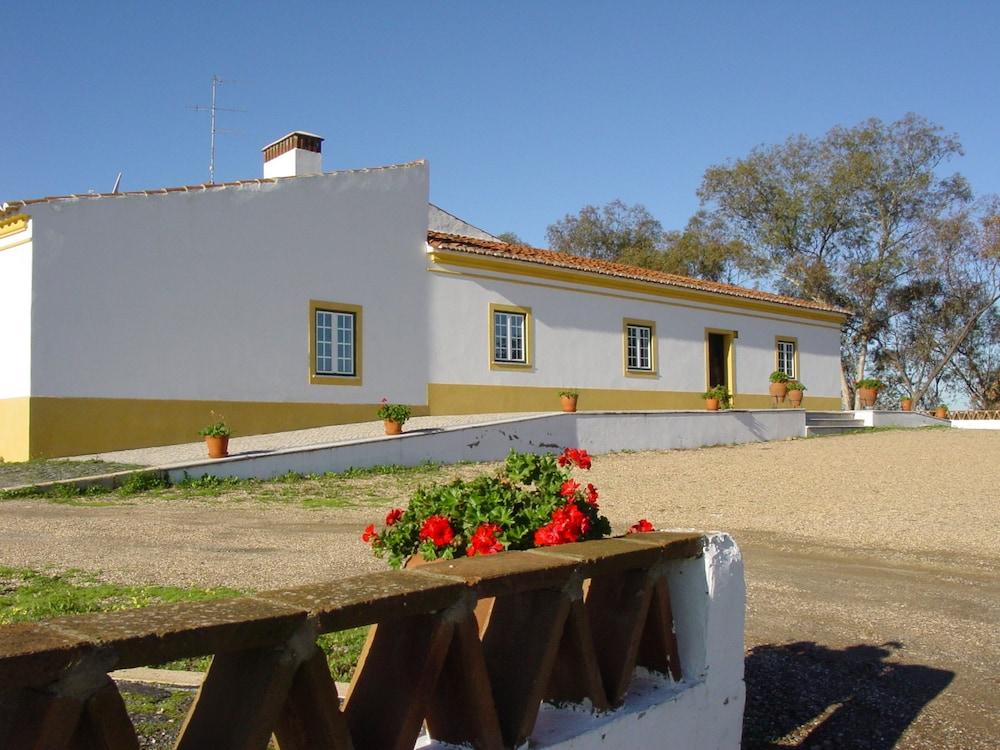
[1,428,998,747]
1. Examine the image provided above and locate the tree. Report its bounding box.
[698,114,972,407]
[496,231,525,245]
[546,200,665,261]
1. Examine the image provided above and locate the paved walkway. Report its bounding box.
[67,412,548,467]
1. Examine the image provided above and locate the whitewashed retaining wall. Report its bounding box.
[164,409,806,482]
[420,533,746,750]
[851,410,946,428]
[950,419,1000,430]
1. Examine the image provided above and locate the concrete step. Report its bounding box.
[805,424,870,437]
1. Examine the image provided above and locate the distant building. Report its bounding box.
[0,132,846,460]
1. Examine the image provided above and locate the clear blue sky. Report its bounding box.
[3,1,997,246]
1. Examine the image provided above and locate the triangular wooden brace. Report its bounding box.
[343,613,455,750]
[0,687,84,750]
[637,576,683,682]
[73,678,140,750]
[174,642,303,750]
[481,588,572,747]
[585,567,656,704]
[274,648,354,750]
[545,596,610,711]
[424,612,504,750]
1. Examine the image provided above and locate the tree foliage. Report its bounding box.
[698,113,973,406]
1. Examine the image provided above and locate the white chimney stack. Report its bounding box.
[261,131,324,178]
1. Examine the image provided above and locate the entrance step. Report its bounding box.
[804,411,869,437]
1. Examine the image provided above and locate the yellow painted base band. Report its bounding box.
[0,398,31,462]
[427,383,842,414]
[22,397,430,459]
[6,389,843,460]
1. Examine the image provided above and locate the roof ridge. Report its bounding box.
[426,230,849,316]
[2,160,426,214]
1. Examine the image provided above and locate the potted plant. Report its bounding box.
[854,378,884,409]
[900,395,913,412]
[559,390,579,413]
[361,448,615,568]
[376,398,411,435]
[198,417,231,459]
[702,384,731,411]
[786,380,806,407]
[769,371,790,402]
[935,403,948,419]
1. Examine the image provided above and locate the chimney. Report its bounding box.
[261,131,324,178]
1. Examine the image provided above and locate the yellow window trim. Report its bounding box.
[704,328,738,402]
[309,299,363,386]
[489,303,534,371]
[0,214,29,240]
[622,318,659,378]
[775,336,800,380]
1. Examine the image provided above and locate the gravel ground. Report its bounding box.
[2,428,997,747]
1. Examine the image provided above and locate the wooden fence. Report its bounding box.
[946,410,1000,420]
[0,532,702,750]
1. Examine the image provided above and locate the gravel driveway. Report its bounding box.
[2,428,997,747]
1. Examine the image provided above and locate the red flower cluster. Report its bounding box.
[560,479,580,498]
[467,523,505,557]
[419,515,455,547]
[584,483,599,504]
[629,519,654,533]
[385,508,403,526]
[557,448,592,470]
[534,502,591,546]
[361,523,378,543]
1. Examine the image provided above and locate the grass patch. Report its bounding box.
[0,567,239,625]
[0,460,483,510]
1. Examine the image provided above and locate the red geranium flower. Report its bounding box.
[361,523,378,543]
[533,522,563,547]
[560,479,580,499]
[419,515,455,547]
[385,508,403,526]
[584,483,599,504]
[558,447,592,470]
[467,523,505,556]
[629,519,654,533]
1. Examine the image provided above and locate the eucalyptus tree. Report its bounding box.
[698,114,972,406]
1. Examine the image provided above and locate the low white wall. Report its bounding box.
[418,532,746,750]
[852,410,946,428]
[164,410,806,482]
[950,419,1000,430]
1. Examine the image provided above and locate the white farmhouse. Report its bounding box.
[0,132,847,460]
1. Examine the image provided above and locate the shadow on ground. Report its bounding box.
[742,641,953,749]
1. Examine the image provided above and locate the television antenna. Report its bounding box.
[187,75,246,184]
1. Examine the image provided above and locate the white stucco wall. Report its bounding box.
[419,533,746,750]
[162,410,805,482]
[852,410,945,428]
[950,419,1000,430]
[428,267,843,398]
[26,164,430,405]
[0,227,33,399]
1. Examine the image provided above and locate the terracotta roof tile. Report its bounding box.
[427,230,849,316]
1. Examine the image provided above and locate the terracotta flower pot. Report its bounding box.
[900,399,913,412]
[205,435,229,459]
[560,395,578,413]
[857,387,878,408]
[705,398,720,411]
[769,382,788,402]
[787,389,804,407]
[384,419,403,435]
[935,407,948,419]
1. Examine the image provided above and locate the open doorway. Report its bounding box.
[705,330,736,401]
